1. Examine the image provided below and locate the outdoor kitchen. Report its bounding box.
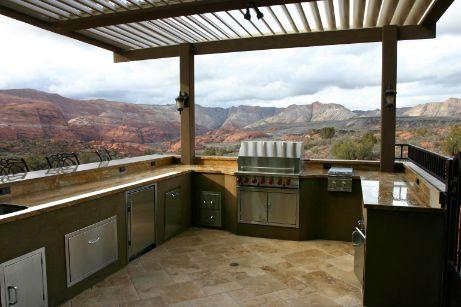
[0,1,460,307]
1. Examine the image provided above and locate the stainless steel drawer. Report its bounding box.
[199,208,222,227]
[65,216,118,287]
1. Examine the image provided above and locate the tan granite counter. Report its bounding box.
[0,164,236,225]
[360,169,444,213]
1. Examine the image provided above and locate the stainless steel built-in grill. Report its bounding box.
[236,141,303,228]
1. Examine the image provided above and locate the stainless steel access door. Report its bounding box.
[267,191,299,227]
[127,185,155,260]
[238,188,268,224]
[165,188,183,240]
[353,227,366,285]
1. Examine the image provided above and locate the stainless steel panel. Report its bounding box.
[267,191,299,227]
[127,186,155,259]
[238,188,268,224]
[200,191,221,211]
[0,248,47,307]
[65,216,118,287]
[199,208,221,227]
[165,188,183,240]
[353,227,366,285]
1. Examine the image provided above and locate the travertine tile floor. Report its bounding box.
[63,228,362,307]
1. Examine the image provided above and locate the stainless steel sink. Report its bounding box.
[0,203,28,215]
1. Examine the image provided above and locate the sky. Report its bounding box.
[0,2,460,111]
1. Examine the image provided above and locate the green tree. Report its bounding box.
[442,126,461,156]
[331,132,377,160]
[320,127,336,141]
[415,127,429,137]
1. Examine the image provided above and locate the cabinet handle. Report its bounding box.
[88,237,100,244]
[8,286,18,305]
[352,230,360,246]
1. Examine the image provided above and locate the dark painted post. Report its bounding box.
[179,43,195,165]
[380,26,398,172]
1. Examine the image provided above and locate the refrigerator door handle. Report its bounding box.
[127,200,133,246]
[7,285,18,305]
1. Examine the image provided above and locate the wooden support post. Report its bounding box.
[180,43,195,165]
[380,26,398,172]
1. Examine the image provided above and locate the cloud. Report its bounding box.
[0,1,461,111]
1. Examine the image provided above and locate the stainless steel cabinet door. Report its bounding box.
[267,191,298,227]
[66,216,118,287]
[165,188,183,240]
[1,248,47,307]
[127,186,155,259]
[239,189,268,224]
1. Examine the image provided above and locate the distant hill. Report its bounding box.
[0,89,460,146]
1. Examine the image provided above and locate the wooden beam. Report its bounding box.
[0,4,122,52]
[404,0,432,25]
[380,25,398,172]
[114,25,436,62]
[52,0,316,33]
[179,43,195,165]
[422,0,454,25]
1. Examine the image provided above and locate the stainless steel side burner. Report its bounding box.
[327,167,354,192]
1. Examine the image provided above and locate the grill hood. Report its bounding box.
[237,141,303,175]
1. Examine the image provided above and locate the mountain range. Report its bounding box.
[1,89,460,146]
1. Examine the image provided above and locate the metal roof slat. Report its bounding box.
[198,13,232,39]
[5,0,62,20]
[390,0,416,25]
[211,12,242,38]
[404,0,432,25]
[295,3,311,32]
[352,0,366,28]
[281,4,299,33]
[184,15,221,40]
[96,27,149,48]
[267,6,287,34]
[339,0,350,29]
[102,25,154,47]
[225,11,253,37]
[83,28,135,49]
[162,18,205,41]
[323,0,337,30]
[173,16,213,40]
[308,2,324,30]
[238,9,264,36]
[377,0,398,26]
[364,0,382,27]
[88,28,140,49]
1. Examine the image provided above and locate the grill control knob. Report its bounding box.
[243,177,249,183]
[252,178,258,184]
[277,178,283,185]
[286,178,291,186]
[260,177,266,184]
[268,178,273,185]
[236,177,242,184]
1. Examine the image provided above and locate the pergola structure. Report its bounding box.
[0,0,455,171]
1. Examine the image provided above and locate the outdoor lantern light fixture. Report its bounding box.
[175,91,189,113]
[244,2,264,21]
[384,88,397,108]
[244,5,252,21]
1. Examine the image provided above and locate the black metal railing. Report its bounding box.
[395,143,453,184]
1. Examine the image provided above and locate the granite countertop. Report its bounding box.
[0,164,236,225]
[360,170,443,213]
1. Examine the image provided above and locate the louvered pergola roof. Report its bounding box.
[0,0,453,61]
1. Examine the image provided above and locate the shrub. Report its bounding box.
[442,125,461,156]
[320,127,336,140]
[331,132,376,160]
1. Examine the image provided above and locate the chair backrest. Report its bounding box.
[95,149,113,162]
[45,153,80,169]
[0,158,30,176]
